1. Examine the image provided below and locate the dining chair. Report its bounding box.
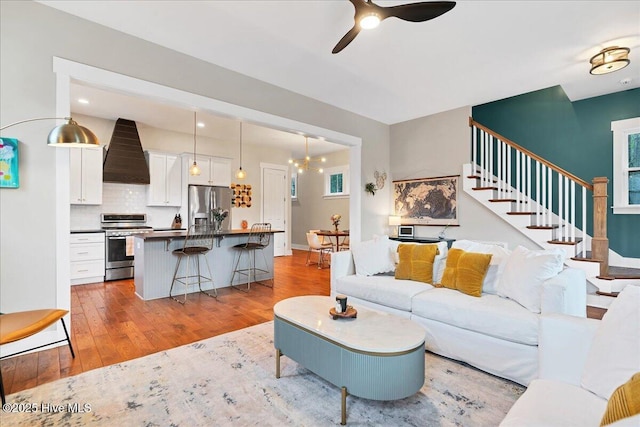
[309,229,330,246]
[306,232,332,269]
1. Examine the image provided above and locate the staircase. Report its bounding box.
[465,119,640,309]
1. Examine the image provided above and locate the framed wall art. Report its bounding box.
[0,138,19,189]
[231,183,252,208]
[393,175,458,225]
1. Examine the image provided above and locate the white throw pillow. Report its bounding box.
[581,285,640,400]
[497,245,565,313]
[351,236,395,276]
[451,240,511,294]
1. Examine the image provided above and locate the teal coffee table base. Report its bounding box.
[274,297,425,425]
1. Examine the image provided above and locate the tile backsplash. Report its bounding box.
[70,183,181,230]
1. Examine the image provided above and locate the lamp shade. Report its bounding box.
[0,117,99,147]
[389,215,402,226]
[589,46,630,75]
[47,118,99,147]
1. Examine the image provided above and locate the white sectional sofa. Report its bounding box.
[501,284,640,426]
[330,237,587,386]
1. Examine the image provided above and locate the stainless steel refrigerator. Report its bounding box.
[188,185,232,229]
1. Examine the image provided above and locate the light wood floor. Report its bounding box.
[1,249,330,397]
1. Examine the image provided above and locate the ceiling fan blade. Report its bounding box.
[332,25,361,54]
[382,1,456,22]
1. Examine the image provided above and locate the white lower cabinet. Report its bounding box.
[70,232,105,285]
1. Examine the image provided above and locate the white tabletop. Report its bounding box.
[273,295,425,353]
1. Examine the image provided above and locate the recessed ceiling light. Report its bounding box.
[78,98,89,104]
[197,122,205,128]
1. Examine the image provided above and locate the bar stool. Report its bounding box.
[169,224,217,304]
[230,223,273,292]
[0,309,75,404]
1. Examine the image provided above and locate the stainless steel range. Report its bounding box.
[101,213,153,281]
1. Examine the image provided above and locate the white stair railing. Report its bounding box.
[469,118,592,250]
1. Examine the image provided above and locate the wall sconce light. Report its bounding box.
[589,46,630,75]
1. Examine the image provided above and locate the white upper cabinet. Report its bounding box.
[70,147,103,205]
[146,151,182,206]
[186,155,231,187]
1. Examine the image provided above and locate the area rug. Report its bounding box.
[2,322,524,426]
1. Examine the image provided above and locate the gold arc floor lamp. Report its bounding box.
[0,117,99,147]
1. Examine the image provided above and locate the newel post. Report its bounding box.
[591,177,609,277]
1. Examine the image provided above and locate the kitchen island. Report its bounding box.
[133,229,281,300]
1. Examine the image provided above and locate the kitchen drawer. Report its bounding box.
[70,233,105,244]
[70,243,104,262]
[70,259,105,279]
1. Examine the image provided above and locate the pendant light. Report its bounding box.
[235,121,246,180]
[189,111,201,176]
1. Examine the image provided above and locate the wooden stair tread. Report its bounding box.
[527,225,561,230]
[506,212,537,215]
[472,186,497,190]
[571,256,603,263]
[596,291,619,297]
[548,238,583,245]
[488,199,517,202]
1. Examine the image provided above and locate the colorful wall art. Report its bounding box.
[0,138,19,188]
[232,183,252,208]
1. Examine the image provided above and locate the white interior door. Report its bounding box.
[262,164,288,256]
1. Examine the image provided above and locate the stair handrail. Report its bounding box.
[469,118,593,191]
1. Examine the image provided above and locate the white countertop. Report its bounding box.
[274,295,425,353]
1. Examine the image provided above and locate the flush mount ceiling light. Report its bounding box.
[288,136,326,174]
[189,111,201,176]
[359,12,381,29]
[589,46,631,75]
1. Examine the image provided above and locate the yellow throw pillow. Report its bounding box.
[394,244,439,283]
[455,251,493,297]
[439,248,464,289]
[394,244,414,280]
[601,372,640,426]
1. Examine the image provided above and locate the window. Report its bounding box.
[611,117,640,214]
[324,165,349,198]
[290,173,298,201]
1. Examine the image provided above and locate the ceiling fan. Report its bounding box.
[332,0,456,54]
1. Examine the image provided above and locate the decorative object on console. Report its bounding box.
[232,183,252,207]
[0,138,19,188]
[189,111,201,176]
[589,46,630,75]
[0,116,99,147]
[235,121,246,180]
[288,136,325,174]
[393,175,459,225]
[241,220,248,230]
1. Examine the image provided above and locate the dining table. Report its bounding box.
[316,229,349,252]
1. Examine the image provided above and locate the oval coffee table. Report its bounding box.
[274,295,425,425]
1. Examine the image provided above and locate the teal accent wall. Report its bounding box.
[472,86,640,258]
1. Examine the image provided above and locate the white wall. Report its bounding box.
[390,106,536,249]
[0,1,390,332]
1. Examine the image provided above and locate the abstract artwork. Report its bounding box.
[0,137,19,188]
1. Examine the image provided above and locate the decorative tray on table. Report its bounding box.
[329,306,357,320]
